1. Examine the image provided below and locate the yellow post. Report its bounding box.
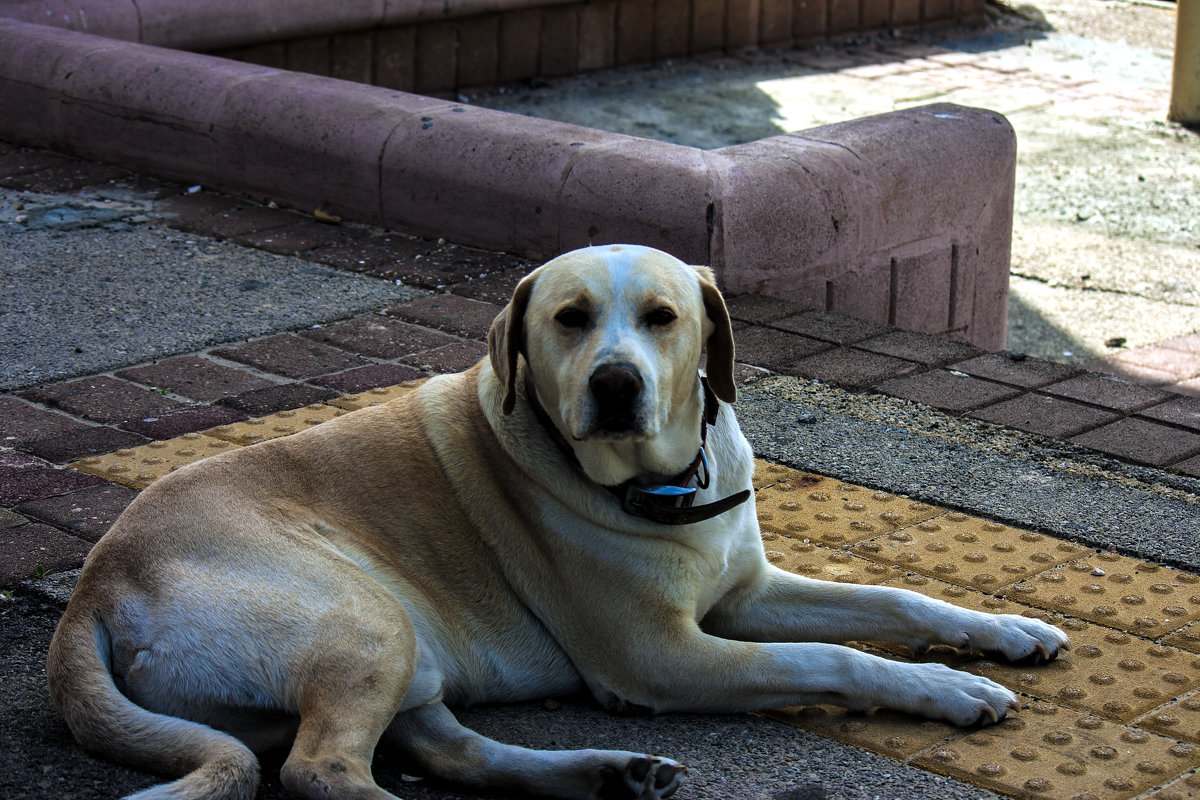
[1171,0,1200,125]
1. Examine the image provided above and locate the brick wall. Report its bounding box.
[211,0,988,94]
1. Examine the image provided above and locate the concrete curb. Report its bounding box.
[0,0,985,54]
[0,0,581,51]
[0,17,1013,348]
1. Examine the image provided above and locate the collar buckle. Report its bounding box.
[623,484,697,516]
[622,483,751,526]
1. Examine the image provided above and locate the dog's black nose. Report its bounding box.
[589,363,644,432]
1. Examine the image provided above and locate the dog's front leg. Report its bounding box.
[702,565,1069,664]
[590,631,1018,727]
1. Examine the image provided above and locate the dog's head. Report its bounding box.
[488,245,735,484]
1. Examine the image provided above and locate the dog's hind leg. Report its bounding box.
[387,702,684,800]
[278,610,420,800]
[280,659,411,800]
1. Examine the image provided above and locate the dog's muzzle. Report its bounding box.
[589,363,644,434]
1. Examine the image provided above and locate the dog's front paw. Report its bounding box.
[594,756,685,800]
[906,663,1020,727]
[977,614,1070,666]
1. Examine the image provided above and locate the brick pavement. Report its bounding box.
[778,35,1169,121]
[4,143,1200,590]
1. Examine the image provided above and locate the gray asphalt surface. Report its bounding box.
[1,187,423,391]
[740,378,1200,569]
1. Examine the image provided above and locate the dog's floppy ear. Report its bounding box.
[488,273,537,415]
[695,267,737,403]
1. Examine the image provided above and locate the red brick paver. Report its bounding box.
[855,330,984,367]
[24,427,150,464]
[789,347,921,392]
[301,317,460,360]
[218,382,341,416]
[0,522,92,586]
[1088,336,1200,396]
[1070,418,1200,469]
[0,451,105,506]
[308,364,426,394]
[385,295,504,340]
[1137,395,1200,432]
[16,483,138,543]
[20,376,184,425]
[211,334,371,379]
[969,394,1121,439]
[118,356,274,402]
[950,352,1082,389]
[0,396,91,449]
[878,369,1023,414]
[732,327,829,370]
[772,311,891,345]
[1040,373,1173,414]
[118,406,248,440]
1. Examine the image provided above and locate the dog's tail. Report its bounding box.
[47,604,260,800]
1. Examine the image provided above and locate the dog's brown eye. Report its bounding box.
[646,307,677,327]
[555,308,589,329]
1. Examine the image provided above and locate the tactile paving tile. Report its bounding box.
[1143,772,1200,800]
[882,572,1054,619]
[1136,693,1200,745]
[70,434,239,489]
[205,403,347,445]
[753,459,800,489]
[880,570,1200,721]
[746,466,1200,797]
[999,552,1200,637]
[765,705,957,761]
[1162,622,1200,655]
[756,480,942,548]
[911,703,1200,800]
[970,622,1200,723]
[326,380,425,411]
[761,536,902,584]
[852,515,1091,591]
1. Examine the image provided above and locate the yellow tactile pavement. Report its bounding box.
[67,383,1200,799]
[70,381,424,484]
[206,403,349,445]
[71,433,239,489]
[754,464,1200,800]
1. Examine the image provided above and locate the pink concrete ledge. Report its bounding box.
[0,0,578,51]
[0,18,1013,348]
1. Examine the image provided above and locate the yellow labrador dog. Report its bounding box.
[48,244,1067,800]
